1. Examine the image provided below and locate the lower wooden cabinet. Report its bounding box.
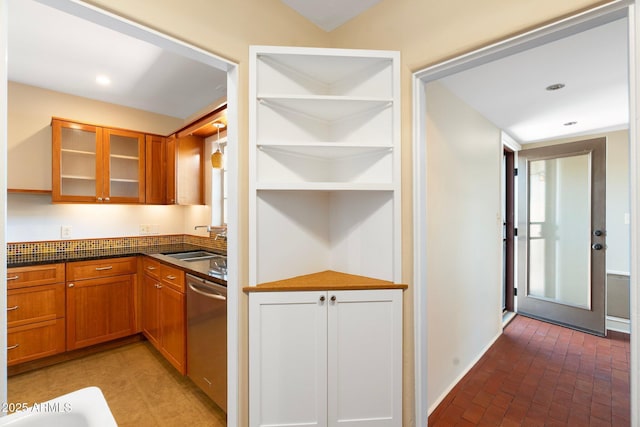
[6,264,66,366]
[66,257,137,350]
[142,258,186,374]
[248,289,403,427]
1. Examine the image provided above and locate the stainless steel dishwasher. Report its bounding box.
[186,274,227,412]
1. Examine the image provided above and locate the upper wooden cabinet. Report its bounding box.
[145,134,204,205]
[52,118,145,203]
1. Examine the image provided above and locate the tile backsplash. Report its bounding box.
[7,234,227,256]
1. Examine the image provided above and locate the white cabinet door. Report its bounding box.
[327,290,402,427]
[249,289,403,427]
[249,291,328,427]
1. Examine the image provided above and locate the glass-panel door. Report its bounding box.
[52,119,102,202]
[103,129,145,203]
[518,138,606,335]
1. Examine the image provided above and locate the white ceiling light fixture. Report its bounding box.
[95,74,111,86]
[564,121,578,126]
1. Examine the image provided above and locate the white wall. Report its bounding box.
[6,82,214,243]
[425,81,503,411]
[6,194,211,242]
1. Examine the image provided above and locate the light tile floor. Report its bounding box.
[8,341,227,426]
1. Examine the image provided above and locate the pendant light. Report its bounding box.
[211,122,224,169]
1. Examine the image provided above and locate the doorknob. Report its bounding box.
[592,243,604,250]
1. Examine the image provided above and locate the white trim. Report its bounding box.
[412,73,428,427]
[629,4,639,426]
[0,0,8,408]
[501,132,522,152]
[5,1,241,424]
[427,331,502,415]
[412,2,637,423]
[606,315,631,334]
[608,270,631,276]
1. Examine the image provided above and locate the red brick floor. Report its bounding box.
[428,315,631,426]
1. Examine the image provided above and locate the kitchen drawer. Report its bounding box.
[160,264,185,292]
[7,283,65,328]
[142,257,162,280]
[67,256,137,281]
[7,319,66,366]
[6,264,65,290]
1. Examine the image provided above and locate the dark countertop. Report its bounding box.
[7,244,227,286]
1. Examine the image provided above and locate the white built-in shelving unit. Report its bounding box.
[249,46,401,286]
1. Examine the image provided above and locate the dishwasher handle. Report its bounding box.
[188,282,227,301]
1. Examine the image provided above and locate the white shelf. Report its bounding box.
[61,174,95,181]
[110,154,139,160]
[61,149,95,156]
[256,182,394,191]
[258,96,391,122]
[257,143,392,160]
[110,178,139,183]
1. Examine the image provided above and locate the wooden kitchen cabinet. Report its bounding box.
[6,264,66,366]
[52,118,145,203]
[141,257,186,374]
[145,134,203,205]
[66,257,137,350]
[248,289,403,427]
[166,134,204,205]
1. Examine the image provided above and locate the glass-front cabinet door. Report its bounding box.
[103,128,145,203]
[52,119,145,203]
[52,119,103,202]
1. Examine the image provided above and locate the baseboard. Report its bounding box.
[606,315,631,334]
[428,329,503,416]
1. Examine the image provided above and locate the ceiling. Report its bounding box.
[439,16,629,144]
[7,1,630,144]
[279,0,383,31]
[8,0,227,120]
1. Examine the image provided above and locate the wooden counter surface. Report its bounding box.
[243,270,408,292]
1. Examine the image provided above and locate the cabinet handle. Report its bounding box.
[7,275,19,281]
[104,197,110,202]
[330,295,337,302]
[165,275,177,280]
[97,197,103,202]
[7,305,19,311]
[95,266,113,271]
[7,344,19,350]
[146,266,157,270]
[68,283,75,288]
[156,284,163,289]
[319,295,325,303]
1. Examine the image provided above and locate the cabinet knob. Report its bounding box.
[319,295,326,303]
[147,266,157,270]
[104,197,110,202]
[330,295,337,302]
[68,283,75,288]
[97,197,103,202]
[166,275,177,280]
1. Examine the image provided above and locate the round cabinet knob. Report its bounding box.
[97,197,103,202]
[592,243,604,250]
[330,295,337,302]
[68,283,75,288]
[319,295,325,303]
[593,229,604,236]
[104,197,110,202]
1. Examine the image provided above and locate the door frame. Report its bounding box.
[0,1,240,424]
[412,2,638,425]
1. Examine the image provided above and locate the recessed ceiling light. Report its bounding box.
[564,121,577,126]
[546,83,565,91]
[96,75,111,86]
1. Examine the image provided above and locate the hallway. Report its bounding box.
[428,315,630,426]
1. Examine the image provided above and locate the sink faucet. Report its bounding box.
[194,225,213,232]
[194,225,227,241]
[215,228,227,241]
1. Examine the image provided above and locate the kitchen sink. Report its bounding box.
[165,251,221,262]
